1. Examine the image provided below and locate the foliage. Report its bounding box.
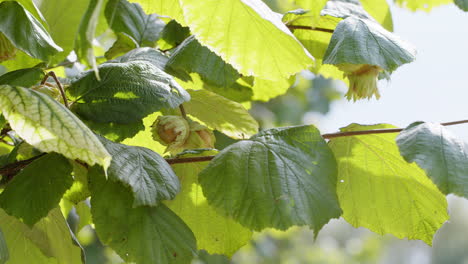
[0,0,467,263]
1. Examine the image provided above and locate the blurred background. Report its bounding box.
[64,0,468,263]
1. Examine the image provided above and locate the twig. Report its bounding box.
[166,156,215,164]
[179,105,187,119]
[1,120,468,177]
[41,71,70,109]
[286,25,334,34]
[321,120,468,139]
[0,138,13,146]
[0,153,45,184]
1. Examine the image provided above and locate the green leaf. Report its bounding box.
[178,0,313,80]
[105,0,165,47]
[157,20,191,50]
[68,59,190,123]
[0,50,42,72]
[106,47,169,70]
[122,112,167,154]
[329,123,449,245]
[0,85,111,170]
[199,125,342,232]
[34,0,90,64]
[195,250,230,264]
[63,161,91,204]
[0,228,8,264]
[323,17,416,72]
[251,77,295,101]
[166,36,240,88]
[104,32,138,60]
[99,136,180,206]
[322,0,393,31]
[396,122,468,197]
[0,1,62,61]
[0,67,45,87]
[395,0,452,11]
[455,0,468,11]
[0,0,46,26]
[283,10,344,80]
[131,0,186,26]
[165,150,252,256]
[0,208,83,264]
[75,0,106,74]
[0,115,5,132]
[294,0,328,24]
[184,90,258,139]
[89,168,197,264]
[0,154,72,227]
[360,0,393,31]
[84,118,145,142]
[75,201,92,232]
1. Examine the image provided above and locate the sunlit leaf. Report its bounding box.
[0,208,83,264]
[395,0,452,12]
[184,90,258,139]
[179,0,313,80]
[165,150,252,256]
[0,85,111,170]
[329,123,449,245]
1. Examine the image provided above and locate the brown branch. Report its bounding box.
[286,25,334,34]
[1,120,468,178]
[179,105,187,119]
[41,71,70,109]
[322,120,468,139]
[0,154,45,184]
[166,156,215,165]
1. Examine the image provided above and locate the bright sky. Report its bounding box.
[317,3,468,141]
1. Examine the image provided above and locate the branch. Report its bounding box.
[1,120,468,177]
[166,156,215,165]
[41,71,70,109]
[179,104,187,119]
[0,154,45,184]
[321,120,468,139]
[286,25,334,34]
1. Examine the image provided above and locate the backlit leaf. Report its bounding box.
[0,85,111,170]
[184,89,258,139]
[0,208,83,264]
[179,0,313,80]
[329,123,449,245]
[165,150,253,256]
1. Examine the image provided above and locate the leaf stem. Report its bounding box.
[41,71,70,109]
[286,25,334,34]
